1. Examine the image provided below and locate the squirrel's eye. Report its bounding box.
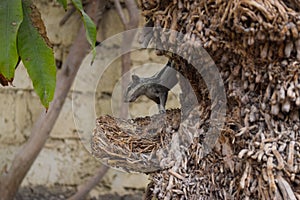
[127,85,132,91]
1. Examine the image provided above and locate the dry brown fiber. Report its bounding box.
[137,0,300,199]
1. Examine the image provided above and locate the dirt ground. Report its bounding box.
[15,185,143,200]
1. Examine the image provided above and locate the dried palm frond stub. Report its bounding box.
[144,119,300,199]
[140,0,300,62]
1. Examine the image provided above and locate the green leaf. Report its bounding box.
[71,0,97,60]
[18,0,56,109]
[56,0,67,10]
[0,0,23,85]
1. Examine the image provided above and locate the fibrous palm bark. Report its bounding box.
[138,0,300,199]
[93,0,300,199]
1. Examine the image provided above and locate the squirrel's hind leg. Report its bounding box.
[158,92,168,113]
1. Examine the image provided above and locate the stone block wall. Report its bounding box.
[0,1,180,198]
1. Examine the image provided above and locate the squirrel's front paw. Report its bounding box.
[159,109,166,114]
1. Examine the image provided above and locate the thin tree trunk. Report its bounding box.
[0,1,100,199]
[114,0,139,117]
[67,2,139,199]
[68,166,109,200]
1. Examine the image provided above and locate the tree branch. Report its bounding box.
[0,1,101,199]
[69,3,140,199]
[68,165,109,200]
[124,0,139,29]
[69,3,140,198]
[114,0,139,117]
[114,0,127,26]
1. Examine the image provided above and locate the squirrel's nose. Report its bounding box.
[124,95,136,102]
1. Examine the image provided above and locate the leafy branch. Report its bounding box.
[0,0,97,109]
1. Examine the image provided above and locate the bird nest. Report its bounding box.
[91,109,182,173]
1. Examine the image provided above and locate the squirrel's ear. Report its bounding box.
[167,60,173,67]
[167,60,172,66]
[132,75,140,82]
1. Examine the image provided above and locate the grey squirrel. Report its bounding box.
[124,60,178,113]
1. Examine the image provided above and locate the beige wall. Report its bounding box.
[0,0,181,198]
